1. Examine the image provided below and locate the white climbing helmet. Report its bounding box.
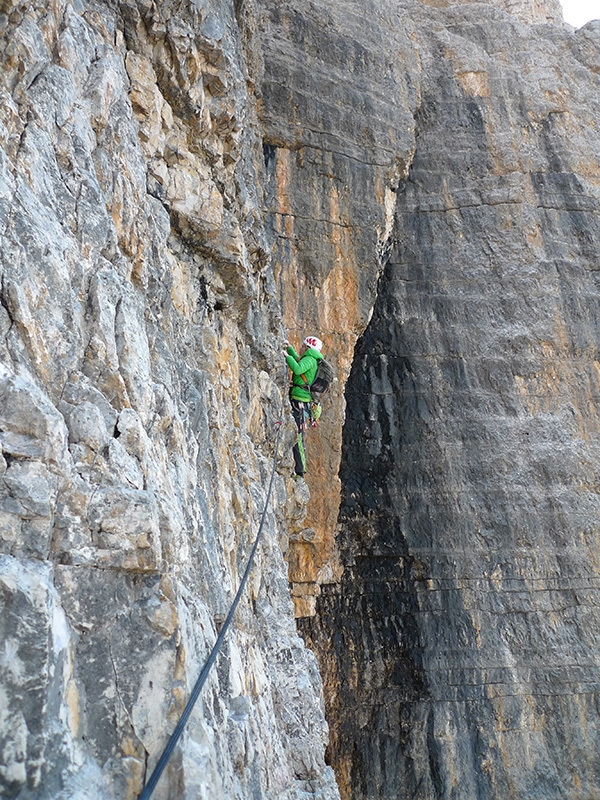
[303,335,323,352]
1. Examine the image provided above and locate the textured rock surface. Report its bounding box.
[259,0,418,615]
[4,0,600,798]
[258,0,562,617]
[0,1,337,798]
[422,0,564,25]
[296,5,600,800]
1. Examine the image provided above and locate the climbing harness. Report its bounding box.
[138,422,282,800]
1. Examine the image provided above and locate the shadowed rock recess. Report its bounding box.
[2,0,600,799]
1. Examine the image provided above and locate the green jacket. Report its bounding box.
[286,345,323,402]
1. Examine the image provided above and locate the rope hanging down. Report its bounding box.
[138,423,282,800]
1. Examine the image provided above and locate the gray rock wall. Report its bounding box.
[434,0,563,25]
[257,0,419,615]
[4,0,600,798]
[298,7,600,800]
[0,1,338,798]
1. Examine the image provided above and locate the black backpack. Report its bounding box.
[304,359,335,401]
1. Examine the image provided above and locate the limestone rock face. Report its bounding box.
[293,6,600,800]
[258,0,418,616]
[257,0,562,617]
[424,0,563,25]
[0,1,337,798]
[491,0,563,24]
[4,0,600,798]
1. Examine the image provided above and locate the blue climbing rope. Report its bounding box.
[138,423,282,800]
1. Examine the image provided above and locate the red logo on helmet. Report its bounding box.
[303,335,323,351]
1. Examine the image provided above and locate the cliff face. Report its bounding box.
[258,0,418,615]
[293,5,600,800]
[0,1,337,798]
[4,0,600,799]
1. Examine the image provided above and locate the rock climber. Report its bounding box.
[283,335,324,477]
